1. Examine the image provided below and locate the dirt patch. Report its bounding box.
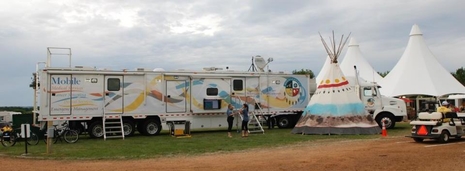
[2,136,465,171]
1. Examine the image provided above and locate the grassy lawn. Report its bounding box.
[0,122,411,159]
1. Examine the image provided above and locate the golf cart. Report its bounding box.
[406,110,465,143]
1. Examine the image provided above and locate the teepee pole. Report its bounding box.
[319,33,333,62]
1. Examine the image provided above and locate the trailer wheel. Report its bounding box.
[413,138,424,143]
[88,121,104,138]
[277,116,290,128]
[123,120,135,137]
[438,131,450,143]
[142,119,161,136]
[376,113,396,129]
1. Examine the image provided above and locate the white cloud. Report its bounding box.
[0,0,464,106]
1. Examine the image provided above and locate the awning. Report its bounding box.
[400,98,412,103]
[448,95,465,99]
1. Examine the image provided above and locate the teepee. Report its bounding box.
[292,32,381,135]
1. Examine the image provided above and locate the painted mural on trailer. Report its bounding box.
[48,74,309,114]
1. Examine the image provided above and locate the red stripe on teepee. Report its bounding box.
[317,80,349,88]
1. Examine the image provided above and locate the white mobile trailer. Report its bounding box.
[37,67,315,138]
[0,111,21,123]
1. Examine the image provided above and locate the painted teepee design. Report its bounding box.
[292,32,381,135]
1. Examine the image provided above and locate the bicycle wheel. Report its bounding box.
[1,132,17,147]
[27,132,39,145]
[43,132,59,144]
[64,130,79,143]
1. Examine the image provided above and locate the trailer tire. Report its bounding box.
[376,113,396,129]
[123,120,135,137]
[438,130,450,143]
[142,119,161,136]
[277,116,291,128]
[88,121,104,138]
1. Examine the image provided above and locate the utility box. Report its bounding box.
[168,120,191,137]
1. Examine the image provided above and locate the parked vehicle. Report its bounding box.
[35,51,314,138]
[406,111,465,143]
[1,127,39,147]
[0,111,21,123]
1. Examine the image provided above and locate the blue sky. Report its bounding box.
[0,0,464,106]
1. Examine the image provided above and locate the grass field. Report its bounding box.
[0,123,411,159]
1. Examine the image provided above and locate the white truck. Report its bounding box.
[34,49,406,138]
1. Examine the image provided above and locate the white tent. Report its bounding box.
[379,24,465,97]
[292,33,380,135]
[340,38,383,83]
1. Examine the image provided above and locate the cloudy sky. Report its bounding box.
[1,0,464,106]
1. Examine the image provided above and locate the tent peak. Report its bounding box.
[348,37,359,47]
[410,24,423,36]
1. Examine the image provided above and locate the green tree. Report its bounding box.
[451,67,465,86]
[292,69,315,78]
[29,73,39,89]
[377,71,390,77]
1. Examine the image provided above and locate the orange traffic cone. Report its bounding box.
[381,119,388,137]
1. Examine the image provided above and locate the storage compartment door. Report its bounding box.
[49,74,72,115]
[166,80,187,113]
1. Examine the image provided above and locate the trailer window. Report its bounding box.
[233,80,243,91]
[206,88,218,96]
[204,99,221,110]
[107,78,121,91]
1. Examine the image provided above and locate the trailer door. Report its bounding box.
[166,80,187,113]
[104,75,124,114]
[49,74,72,115]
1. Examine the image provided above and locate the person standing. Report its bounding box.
[240,103,249,137]
[226,104,235,138]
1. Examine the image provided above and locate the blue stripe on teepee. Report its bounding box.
[303,103,365,116]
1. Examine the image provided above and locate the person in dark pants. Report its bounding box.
[226,104,235,138]
[240,103,249,137]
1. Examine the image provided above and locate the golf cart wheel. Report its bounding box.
[438,131,450,143]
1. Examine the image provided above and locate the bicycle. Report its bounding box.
[43,122,79,144]
[1,128,39,147]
